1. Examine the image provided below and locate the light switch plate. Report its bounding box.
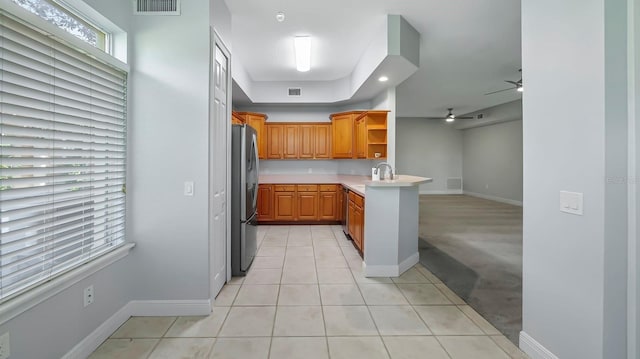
[184,181,194,196]
[560,191,583,215]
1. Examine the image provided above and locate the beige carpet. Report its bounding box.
[418,194,523,344]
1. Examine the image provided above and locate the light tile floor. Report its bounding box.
[89,225,528,359]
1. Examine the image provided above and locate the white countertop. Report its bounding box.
[366,175,432,187]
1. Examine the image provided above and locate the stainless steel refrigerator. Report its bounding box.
[231,124,259,276]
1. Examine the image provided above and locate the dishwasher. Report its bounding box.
[342,186,350,237]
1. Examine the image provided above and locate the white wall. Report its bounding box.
[521,0,630,358]
[462,119,523,204]
[260,160,374,176]
[395,118,463,193]
[126,0,212,301]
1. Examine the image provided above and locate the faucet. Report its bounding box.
[374,162,394,180]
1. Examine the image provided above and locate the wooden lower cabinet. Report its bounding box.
[257,184,273,221]
[297,191,319,220]
[274,191,296,220]
[259,183,342,223]
[319,191,337,220]
[348,191,365,252]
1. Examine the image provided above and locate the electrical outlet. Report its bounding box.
[0,332,10,359]
[84,285,94,307]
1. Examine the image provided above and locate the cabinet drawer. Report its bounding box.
[296,184,318,192]
[348,191,365,207]
[319,184,337,192]
[274,185,296,192]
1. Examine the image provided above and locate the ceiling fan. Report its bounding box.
[425,108,473,123]
[484,69,523,95]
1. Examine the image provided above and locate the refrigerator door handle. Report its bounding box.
[251,132,259,210]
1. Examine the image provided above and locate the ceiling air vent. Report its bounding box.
[476,114,484,120]
[288,88,302,96]
[135,0,181,15]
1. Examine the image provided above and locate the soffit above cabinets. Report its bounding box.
[226,0,522,116]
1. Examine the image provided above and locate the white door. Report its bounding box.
[210,32,231,299]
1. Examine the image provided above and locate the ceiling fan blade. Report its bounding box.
[457,116,474,120]
[505,80,519,86]
[423,117,446,120]
[484,87,516,95]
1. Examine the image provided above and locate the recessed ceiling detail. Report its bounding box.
[233,15,420,105]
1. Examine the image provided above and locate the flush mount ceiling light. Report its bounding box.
[276,11,285,22]
[294,36,311,72]
[378,76,389,82]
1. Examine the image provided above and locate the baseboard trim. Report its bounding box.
[62,299,211,359]
[363,252,419,277]
[519,331,559,359]
[464,191,523,206]
[62,302,133,359]
[128,299,212,317]
[420,190,463,195]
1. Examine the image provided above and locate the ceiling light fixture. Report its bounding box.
[446,114,455,123]
[517,85,523,92]
[378,76,389,82]
[276,11,285,22]
[294,36,311,72]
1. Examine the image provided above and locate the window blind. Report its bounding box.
[0,12,127,302]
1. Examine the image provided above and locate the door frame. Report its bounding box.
[209,28,233,301]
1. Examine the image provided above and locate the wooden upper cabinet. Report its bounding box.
[331,112,359,159]
[264,123,332,160]
[314,124,331,159]
[355,118,366,159]
[267,125,284,159]
[232,112,244,125]
[298,125,316,159]
[283,125,299,159]
[234,112,268,159]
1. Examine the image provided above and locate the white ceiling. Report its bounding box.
[225,0,522,118]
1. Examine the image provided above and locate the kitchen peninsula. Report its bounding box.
[258,174,432,277]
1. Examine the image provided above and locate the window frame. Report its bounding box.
[0,0,132,325]
[9,0,111,52]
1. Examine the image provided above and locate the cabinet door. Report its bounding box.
[332,115,354,158]
[337,186,344,222]
[283,125,298,159]
[318,191,337,220]
[298,125,315,159]
[246,115,265,159]
[348,200,356,240]
[355,119,366,158]
[297,191,319,221]
[354,204,364,251]
[257,184,273,221]
[267,125,284,159]
[274,191,296,220]
[314,124,331,159]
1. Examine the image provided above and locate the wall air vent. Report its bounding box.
[135,0,181,15]
[447,177,463,191]
[288,88,301,96]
